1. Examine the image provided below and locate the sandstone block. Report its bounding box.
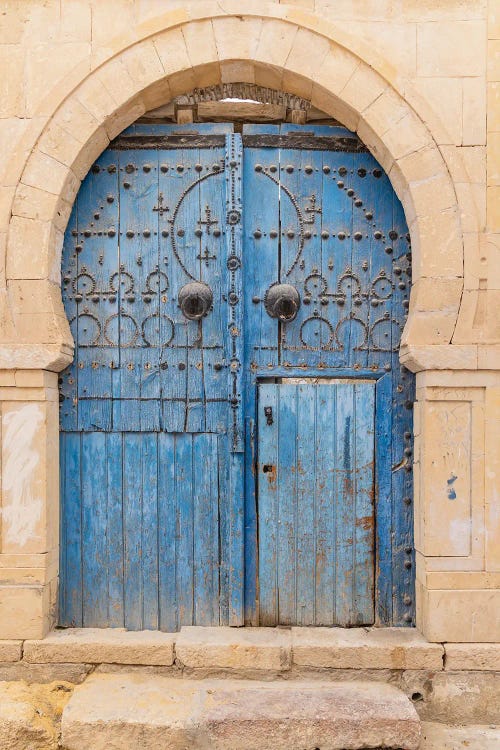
[176,625,291,670]
[24,628,175,666]
[152,28,191,77]
[463,77,487,146]
[420,722,500,750]
[403,669,500,724]
[419,588,500,642]
[61,674,421,750]
[0,683,54,750]
[417,20,486,77]
[292,627,443,669]
[0,639,22,662]
[444,643,500,671]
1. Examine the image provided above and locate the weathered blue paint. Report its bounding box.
[60,120,414,630]
[60,124,242,629]
[242,123,414,626]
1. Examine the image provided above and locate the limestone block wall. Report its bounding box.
[0,0,498,642]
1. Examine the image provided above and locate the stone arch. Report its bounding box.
[5,11,466,371]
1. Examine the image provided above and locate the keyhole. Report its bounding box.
[263,464,275,473]
[186,295,204,317]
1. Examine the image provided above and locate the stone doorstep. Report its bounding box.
[61,673,422,750]
[22,626,446,670]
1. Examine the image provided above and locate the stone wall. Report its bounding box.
[0,0,498,642]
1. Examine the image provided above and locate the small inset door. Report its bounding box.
[257,379,375,626]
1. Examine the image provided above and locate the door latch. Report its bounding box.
[264,406,273,425]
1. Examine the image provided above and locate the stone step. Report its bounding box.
[61,673,421,750]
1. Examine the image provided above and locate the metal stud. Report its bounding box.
[373,168,382,178]
[91,164,100,174]
[161,164,168,172]
[125,164,135,173]
[178,363,186,370]
[374,231,382,240]
[270,230,278,239]
[195,229,203,238]
[255,164,263,172]
[253,229,262,239]
[354,232,363,241]
[385,246,393,254]
[107,194,114,203]
[177,164,184,172]
[305,165,313,174]
[108,229,116,237]
[123,181,131,189]
[194,164,202,172]
[358,168,367,177]
[389,230,398,240]
[143,230,151,238]
[365,211,373,220]
[337,232,346,240]
[347,188,355,196]
[287,230,295,239]
[269,165,277,173]
[161,230,168,238]
[321,230,329,239]
[354,199,363,207]
[323,165,331,174]
[107,164,116,174]
[126,230,134,238]
[337,181,344,189]
[339,166,347,176]
[286,165,294,173]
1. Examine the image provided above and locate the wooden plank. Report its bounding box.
[106,432,124,627]
[158,433,178,631]
[81,432,108,626]
[295,384,317,625]
[315,385,336,624]
[275,385,298,625]
[198,101,287,122]
[353,381,376,623]
[176,434,194,626]
[257,383,279,625]
[193,433,219,624]
[123,433,143,629]
[141,432,159,629]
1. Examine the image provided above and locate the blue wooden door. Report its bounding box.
[60,124,244,629]
[60,121,414,630]
[242,124,414,627]
[258,380,375,626]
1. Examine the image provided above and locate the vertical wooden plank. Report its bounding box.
[81,432,108,626]
[315,384,336,625]
[59,433,83,627]
[242,125,280,625]
[193,433,219,624]
[334,383,355,625]
[141,432,159,629]
[376,372,394,625]
[158,432,178,631]
[256,383,279,624]
[353,381,376,623]
[106,432,124,627]
[176,434,194,626]
[123,433,143,630]
[274,385,299,624]
[295,384,317,625]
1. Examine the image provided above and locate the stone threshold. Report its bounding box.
[2,625,497,672]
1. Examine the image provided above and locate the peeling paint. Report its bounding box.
[2,404,44,548]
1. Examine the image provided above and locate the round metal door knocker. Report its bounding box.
[178,282,213,320]
[264,283,301,322]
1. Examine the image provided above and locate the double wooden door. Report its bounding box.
[59,123,414,630]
